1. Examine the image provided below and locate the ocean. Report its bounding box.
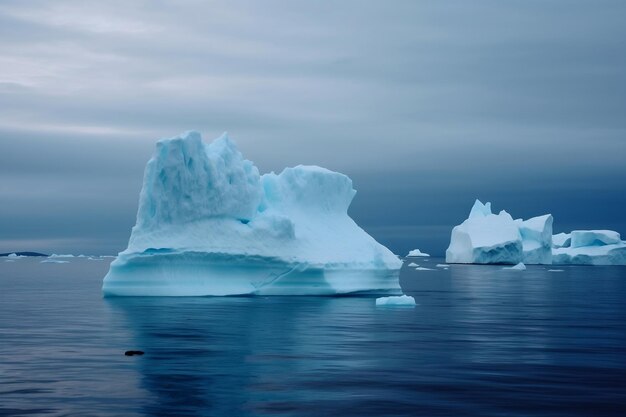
[1,257,625,416]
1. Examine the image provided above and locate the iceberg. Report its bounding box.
[375,295,416,307]
[552,230,626,265]
[503,262,526,271]
[103,131,401,296]
[445,200,523,264]
[406,249,430,257]
[446,200,553,265]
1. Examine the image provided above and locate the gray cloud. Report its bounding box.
[1,0,625,255]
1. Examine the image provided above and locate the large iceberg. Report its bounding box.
[445,200,552,265]
[552,230,626,265]
[103,131,401,296]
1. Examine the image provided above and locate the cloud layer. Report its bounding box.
[1,0,625,255]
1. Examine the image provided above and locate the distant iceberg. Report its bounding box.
[376,295,416,307]
[445,200,625,266]
[552,230,626,265]
[446,200,552,265]
[103,131,401,296]
[406,249,430,257]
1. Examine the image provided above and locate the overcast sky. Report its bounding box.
[1,0,625,256]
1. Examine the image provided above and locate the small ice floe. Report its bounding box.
[406,249,430,257]
[548,269,564,272]
[50,254,74,258]
[41,259,69,264]
[407,262,419,267]
[503,262,526,271]
[436,264,449,268]
[88,257,104,261]
[5,259,16,262]
[376,295,416,307]
[415,267,435,271]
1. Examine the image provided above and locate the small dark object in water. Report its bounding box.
[124,350,144,356]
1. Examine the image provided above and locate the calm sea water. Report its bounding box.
[1,257,625,416]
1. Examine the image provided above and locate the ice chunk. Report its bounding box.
[41,259,69,264]
[376,295,416,307]
[446,200,523,264]
[407,262,419,267]
[553,242,626,265]
[520,214,553,264]
[570,230,621,248]
[503,262,526,271]
[50,254,74,258]
[415,267,434,271]
[103,131,401,296]
[446,200,554,265]
[552,230,626,265]
[436,264,449,268]
[406,249,430,257]
[548,269,564,272]
[552,233,571,248]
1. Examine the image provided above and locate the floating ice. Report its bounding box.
[406,249,430,257]
[548,269,564,272]
[415,267,435,271]
[41,259,69,264]
[375,295,416,307]
[446,200,524,264]
[407,262,419,267]
[446,200,552,265]
[50,254,74,258]
[103,131,401,296]
[503,262,526,271]
[553,230,626,265]
[436,264,449,268]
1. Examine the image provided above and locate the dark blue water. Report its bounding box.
[1,258,625,416]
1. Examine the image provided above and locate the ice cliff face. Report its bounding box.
[445,200,552,265]
[103,131,401,296]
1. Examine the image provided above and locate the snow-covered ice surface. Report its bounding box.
[503,262,526,271]
[446,200,553,265]
[375,295,416,307]
[103,131,401,296]
[406,249,430,257]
